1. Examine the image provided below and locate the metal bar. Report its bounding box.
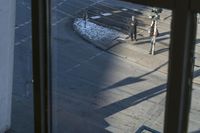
[120,0,173,9]
[191,0,200,11]
[164,1,197,132]
[32,0,52,132]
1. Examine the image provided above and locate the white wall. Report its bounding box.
[0,0,16,132]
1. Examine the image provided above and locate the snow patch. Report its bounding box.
[101,12,112,16]
[133,9,139,12]
[90,16,101,19]
[73,18,125,43]
[121,8,128,11]
[112,10,122,13]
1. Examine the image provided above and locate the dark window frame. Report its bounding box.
[191,0,200,11]
[120,0,173,9]
[31,0,198,133]
[32,0,52,133]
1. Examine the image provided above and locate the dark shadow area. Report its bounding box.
[155,48,169,55]
[136,31,170,42]
[158,31,170,37]
[102,61,168,91]
[190,130,200,133]
[193,68,200,78]
[104,77,145,90]
[139,61,168,77]
[96,83,166,117]
[134,36,170,45]
[135,125,160,133]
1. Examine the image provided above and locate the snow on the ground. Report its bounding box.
[73,18,125,43]
[101,12,112,16]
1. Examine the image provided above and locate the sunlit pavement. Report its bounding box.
[10,0,200,133]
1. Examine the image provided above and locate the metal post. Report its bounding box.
[32,0,52,132]
[164,1,197,132]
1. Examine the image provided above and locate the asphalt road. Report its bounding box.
[11,0,200,133]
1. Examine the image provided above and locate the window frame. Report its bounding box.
[31,0,198,133]
[164,9,197,133]
[120,0,173,9]
[191,0,200,11]
[32,0,52,133]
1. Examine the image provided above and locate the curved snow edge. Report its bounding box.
[73,18,125,50]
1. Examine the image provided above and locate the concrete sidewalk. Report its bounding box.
[107,15,200,84]
[109,36,169,75]
[108,32,200,85]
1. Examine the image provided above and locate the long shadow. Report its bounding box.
[193,68,200,78]
[134,36,170,45]
[102,61,168,91]
[158,31,170,37]
[97,83,166,117]
[155,48,169,55]
[136,31,170,41]
[138,31,170,40]
[190,130,200,133]
[103,77,145,90]
[139,61,168,78]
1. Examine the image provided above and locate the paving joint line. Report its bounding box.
[15,20,31,29]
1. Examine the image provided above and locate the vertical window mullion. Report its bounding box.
[191,1,200,11]
[164,1,197,133]
[32,0,51,133]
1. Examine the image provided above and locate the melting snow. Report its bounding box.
[90,16,101,19]
[73,18,125,42]
[101,13,112,16]
[112,10,122,13]
[121,8,128,11]
[133,9,139,12]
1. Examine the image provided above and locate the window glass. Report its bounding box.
[10,0,34,132]
[51,0,171,132]
[188,13,200,133]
